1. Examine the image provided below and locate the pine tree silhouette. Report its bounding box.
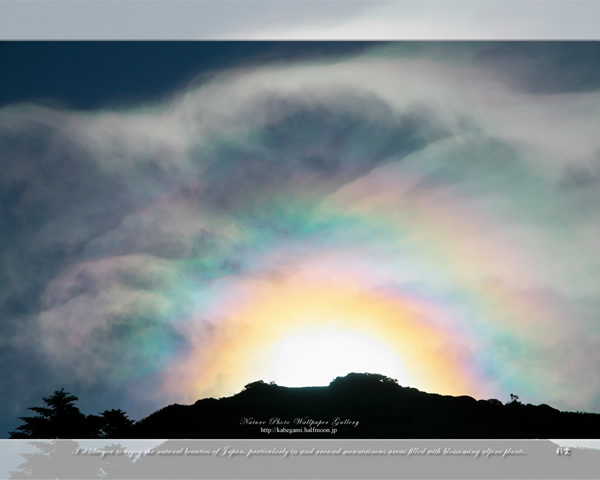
[10,388,89,438]
[98,409,134,438]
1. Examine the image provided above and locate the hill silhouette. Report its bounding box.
[129,373,600,438]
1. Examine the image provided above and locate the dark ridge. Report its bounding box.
[129,373,600,439]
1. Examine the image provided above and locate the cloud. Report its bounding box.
[1,44,600,432]
[238,2,600,41]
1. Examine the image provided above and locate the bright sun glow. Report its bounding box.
[261,326,410,387]
[169,273,479,403]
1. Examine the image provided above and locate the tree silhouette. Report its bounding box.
[97,409,134,438]
[329,372,399,390]
[10,388,90,438]
[9,388,137,439]
[242,380,277,395]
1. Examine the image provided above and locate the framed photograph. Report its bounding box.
[2,2,600,479]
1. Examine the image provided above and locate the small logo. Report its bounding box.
[556,446,571,456]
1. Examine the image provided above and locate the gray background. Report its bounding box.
[2,439,600,479]
[0,0,600,40]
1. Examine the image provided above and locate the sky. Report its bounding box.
[1,41,600,437]
[3,1,600,40]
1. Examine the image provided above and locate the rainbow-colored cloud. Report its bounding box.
[2,43,600,427]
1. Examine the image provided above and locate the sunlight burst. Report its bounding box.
[261,326,409,387]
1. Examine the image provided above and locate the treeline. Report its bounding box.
[9,388,134,439]
[9,373,600,439]
[131,373,600,439]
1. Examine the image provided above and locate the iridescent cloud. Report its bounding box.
[2,43,600,427]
